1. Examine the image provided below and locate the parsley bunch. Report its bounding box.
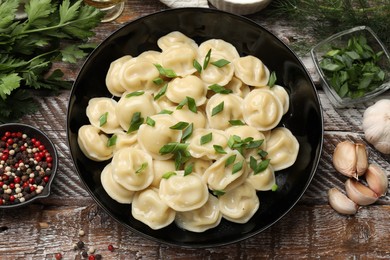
[0,0,104,122]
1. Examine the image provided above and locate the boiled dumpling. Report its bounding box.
[198,39,240,61]
[159,171,209,212]
[157,31,198,51]
[224,77,250,98]
[205,93,244,130]
[233,55,270,87]
[202,150,249,192]
[200,52,235,86]
[188,128,229,160]
[266,127,299,171]
[137,114,182,160]
[268,85,290,115]
[132,187,176,230]
[100,163,135,204]
[166,75,207,106]
[105,55,132,97]
[77,125,113,161]
[86,97,122,134]
[243,88,283,131]
[116,91,158,131]
[161,45,197,77]
[111,147,154,191]
[151,159,176,188]
[112,131,138,152]
[137,50,162,64]
[175,195,222,232]
[171,107,207,129]
[247,164,276,191]
[219,181,259,223]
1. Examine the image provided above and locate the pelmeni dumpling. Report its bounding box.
[247,164,276,191]
[175,195,222,232]
[101,163,135,204]
[111,147,154,191]
[77,125,113,161]
[166,75,207,106]
[268,85,289,115]
[86,98,122,134]
[225,77,250,98]
[266,127,299,171]
[112,131,138,152]
[137,50,162,64]
[205,93,244,130]
[151,159,176,188]
[161,45,197,77]
[219,181,259,223]
[171,107,207,129]
[203,150,249,192]
[120,59,160,93]
[132,187,176,230]
[185,158,213,176]
[198,39,240,61]
[200,52,235,86]
[243,88,283,131]
[233,55,270,87]
[106,55,132,97]
[137,114,183,160]
[157,31,198,51]
[116,91,158,131]
[188,128,229,160]
[159,171,209,212]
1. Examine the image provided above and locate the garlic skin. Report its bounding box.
[365,164,388,197]
[333,141,367,179]
[362,99,390,154]
[345,179,378,206]
[328,188,358,215]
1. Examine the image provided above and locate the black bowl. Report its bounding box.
[67,8,323,247]
[0,123,58,209]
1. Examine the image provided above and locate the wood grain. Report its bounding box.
[1,1,389,259]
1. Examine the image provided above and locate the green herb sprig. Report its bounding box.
[0,0,103,122]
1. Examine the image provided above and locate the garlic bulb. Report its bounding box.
[332,141,368,179]
[362,99,390,154]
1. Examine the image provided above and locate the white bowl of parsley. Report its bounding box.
[311,26,390,108]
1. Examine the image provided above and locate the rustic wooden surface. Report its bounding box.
[1,1,390,259]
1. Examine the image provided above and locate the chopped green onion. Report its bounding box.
[211,101,224,116]
[135,162,148,174]
[162,171,177,179]
[211,59,230,68]
[208,84,233,94]
[193,59,202,73]
[125,90,144,98]
[229,120,245,126]
[203,49,211,69]
[127,112,144,133]
[184,163,193,176]
[99,112,108,127]
[153,77,164,85]
[159,109,173,115]
[146,116,155,127]
[170,121,189,130]
[271,183,278,192]
[181,123,193,142]
[232,160,244,174]
[154,64,177,78]
[258,149,268,158]
[107,134,117,147]
[212,190,225,196]
[213,145,227,154]
[200,132,212,145]
[225,154,236,167]
[154,83,168,100]
[159,142,189,155]
[268,71,277,87]
[176,96,197,113]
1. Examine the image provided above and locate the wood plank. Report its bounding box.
[1,204,389,258]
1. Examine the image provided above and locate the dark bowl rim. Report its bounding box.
[0,123,58,209]
[66,7,324,248]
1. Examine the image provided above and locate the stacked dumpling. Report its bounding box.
[77,31,299,232]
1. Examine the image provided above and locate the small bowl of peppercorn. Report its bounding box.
[311,26,390,108]
[0,123,58,208]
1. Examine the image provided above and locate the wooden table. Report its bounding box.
[1,1,389,259]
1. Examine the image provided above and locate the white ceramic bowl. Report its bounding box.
[209,0,272,15]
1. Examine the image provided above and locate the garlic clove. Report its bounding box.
[328,188,358,215]
[345,178,378,206]
[355,143,368,176]
[365,164,388,197]
[333,141,357,179]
